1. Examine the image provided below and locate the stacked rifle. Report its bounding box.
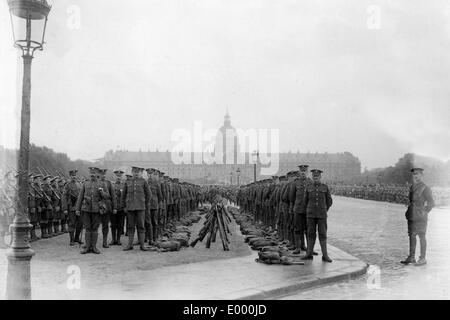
[190,199,232,251]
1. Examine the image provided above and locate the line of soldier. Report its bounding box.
[237,165,334,262]
[0,166,204,253]
[74,166,203,253]
[330,183,410,204]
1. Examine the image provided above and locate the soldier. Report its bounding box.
[0,177,13,248]
[302,169,333,262]
[401,168,434,266]
[124,173,133,237]
[62,170,83,246]
[28,174,42,242]
[110,170,125,246]
[157,171,168,240]
[282,171,298,249]
[146,168,161,244]
[98,169,117,248]
[166,177,174,222]
[122,166,151,251]
[58,177,69,234]
[50,177,62,235]
[75,167,105,254]
[290,165,313,254]
[41,175,55,238]
[173,178,181,220]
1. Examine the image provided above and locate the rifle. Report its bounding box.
[48,183,61,201]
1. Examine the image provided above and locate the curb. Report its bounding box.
[236,262,369,300]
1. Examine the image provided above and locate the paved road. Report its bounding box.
[280,196,450,300]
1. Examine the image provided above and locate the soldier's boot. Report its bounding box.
[109,228,117,246]
[30,226,39,242]
[61,221,68,233]
[116,229,122,246]
[102,230,109,248]
[300,232,307,251]
[302,238,315,260]
[287,232,296,250]
[416,234,427,266]
[139,232,149,251]
[47,222,54,237]
[54,221,62,235]
[320,240,332,263]
[69,231,75,246]
[292,234,302,254]
[91,232,101,254]
[401,236,416,265]
[74,228,83,244]
[123,229,134,251]
[151,225,158,244]
[80,232,90,254]
[40,224,48,238]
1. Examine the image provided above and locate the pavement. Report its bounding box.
[280,198,450,300]
[0,204,368,300]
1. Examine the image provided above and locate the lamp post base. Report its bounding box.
[5,221,35,300]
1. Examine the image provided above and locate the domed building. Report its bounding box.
[214,109,240,165]
[100,111,362,184]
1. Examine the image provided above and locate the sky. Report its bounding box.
[1,0,449,169]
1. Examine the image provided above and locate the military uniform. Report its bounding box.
[62,170,83,246]
[110,171,125,245]
[289,165,312,253]
[122,166,151,251]
[98,170,117,248]
[401,168,434,265]
[41,176,55,238]
[75,167,105,254]
[302,169,333,262]
[28,174,42,242]
[146,168,162,244]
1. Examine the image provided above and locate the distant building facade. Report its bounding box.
[100,112,361,184]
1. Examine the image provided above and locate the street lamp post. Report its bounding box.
[6,0,51,300]
[236,168,240,186]
[229,171,233,185]
[252,150,259,182]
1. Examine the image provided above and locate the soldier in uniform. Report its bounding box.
[173,178,181,220]
[41,175,55,238]
[50,177,62,235]
[146,168,161,244]
[158,171,168,239]
[282,171,298,249]
[110,170,125,246]
[62,170,83,246]
[98,169,117,248]
[290,165,313,254]
[75,167,104,254]
[302,169,333,262]
[28,174,42,242]
[157,171,168,239]
[122,166,151,251]
[58,177,69,234]
[401,168,434,266]
[0,176,13,248]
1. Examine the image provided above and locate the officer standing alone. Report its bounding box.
[401,168,434,266]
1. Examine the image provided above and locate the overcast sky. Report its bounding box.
[1,0,449,169]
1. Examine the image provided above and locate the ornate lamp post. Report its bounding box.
[252,150,259,182]
[6,0,51,300]
[236,168,240,186]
